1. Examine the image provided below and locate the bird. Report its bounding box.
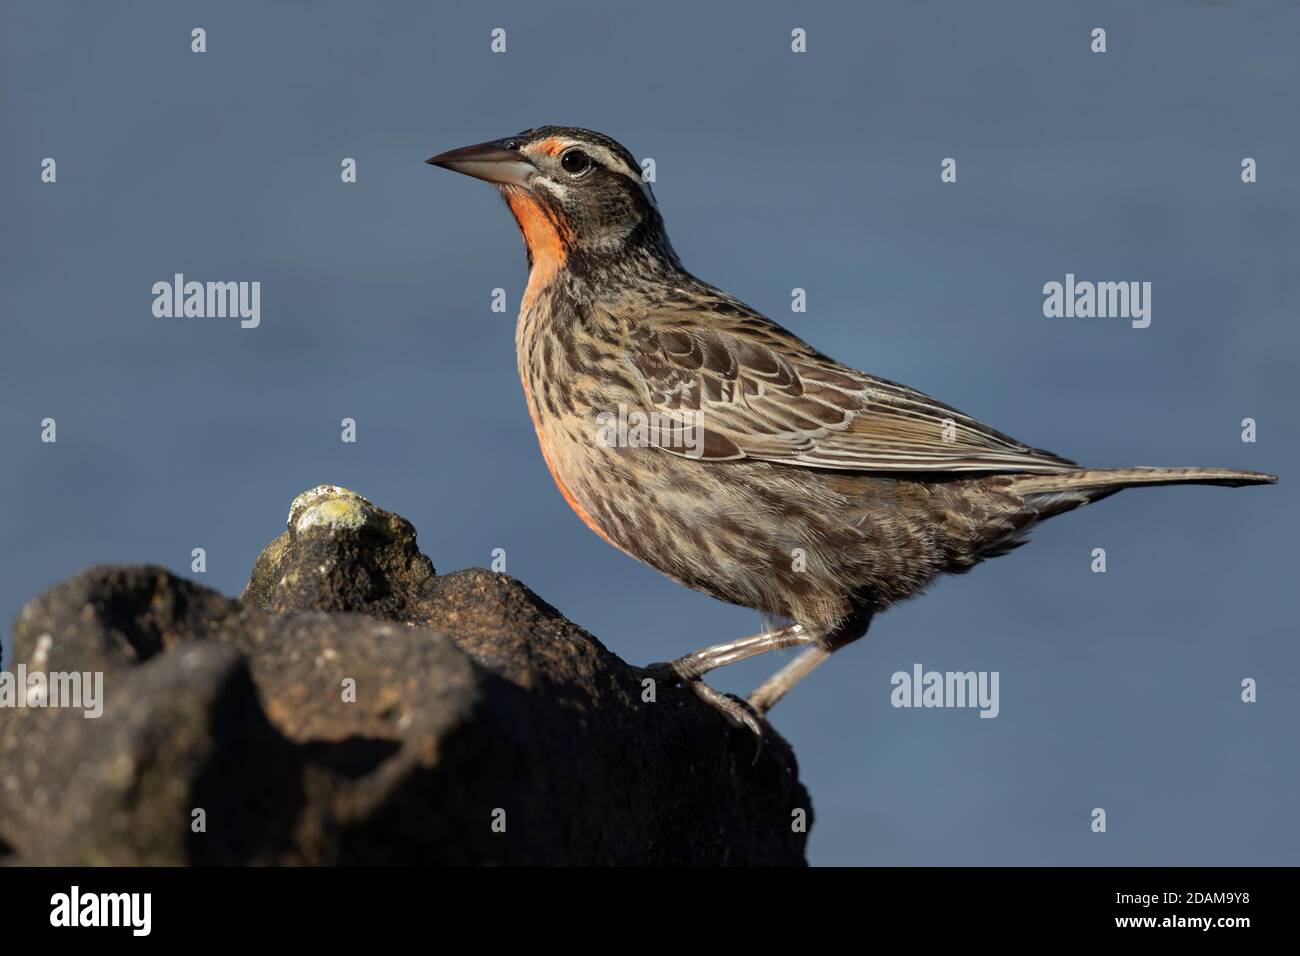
[426,126,1276,739]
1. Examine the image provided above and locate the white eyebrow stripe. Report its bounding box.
[584,144,658,207]
[535,139,658,208]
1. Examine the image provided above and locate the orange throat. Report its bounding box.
[504,188,569,313]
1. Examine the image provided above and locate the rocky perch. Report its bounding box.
[0,485,809,865]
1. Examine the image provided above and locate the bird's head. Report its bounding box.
[427,126,677,274]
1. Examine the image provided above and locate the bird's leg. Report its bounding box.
[748,647,832,714]
[645,624,816,767]
[748,611,874,714]
[645,623,815,683]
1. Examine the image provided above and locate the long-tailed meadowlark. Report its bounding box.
[427,127,1276,738]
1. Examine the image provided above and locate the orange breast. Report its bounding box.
[518,373,619,550]
[506,188,618,549]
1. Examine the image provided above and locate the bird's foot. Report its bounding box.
[646,663,797,783]
[643,657,706,684]
[686,677,765,742]
[646,660,757,732]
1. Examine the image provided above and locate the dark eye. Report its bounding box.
[560,149,592,176]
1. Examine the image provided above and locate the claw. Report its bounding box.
[684,679,797,775]
[643,664,798,783]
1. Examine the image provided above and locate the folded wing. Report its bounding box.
[625,305,1076,475]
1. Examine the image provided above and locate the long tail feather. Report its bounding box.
[1010,466,1277,498]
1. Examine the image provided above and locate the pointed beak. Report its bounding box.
[425,140,536,188]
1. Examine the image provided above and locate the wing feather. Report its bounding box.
[625,299,1075,475]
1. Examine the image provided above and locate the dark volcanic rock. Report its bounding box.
[0,485,811,865]
[241,484,438,620]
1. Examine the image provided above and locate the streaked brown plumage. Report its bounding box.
[428,127,1276,733]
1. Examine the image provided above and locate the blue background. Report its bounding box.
[3,0,1297,865]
